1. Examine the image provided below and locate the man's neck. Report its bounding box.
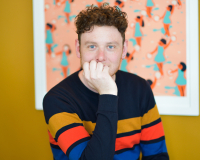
[78,70,116,94]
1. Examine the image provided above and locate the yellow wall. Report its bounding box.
[0,0,199,159]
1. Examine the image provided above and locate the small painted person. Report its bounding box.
[160,5,174,36]
[59,0,74,24]
[146,0,154,18]
[133,15,144,48]
[56,44,72,78]
[160,5,174,37]
[115,0,125,10]
[46,22,56,56]
[168,62,187,96]
[147,38,172,76]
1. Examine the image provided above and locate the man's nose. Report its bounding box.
[96,49,106,62]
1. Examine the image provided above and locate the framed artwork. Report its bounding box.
[33,0,199,116]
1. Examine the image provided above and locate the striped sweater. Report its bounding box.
[43,70,169,160]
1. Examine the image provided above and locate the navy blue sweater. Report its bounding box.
[43,70,169,160]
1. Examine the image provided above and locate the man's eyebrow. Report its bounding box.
[84,41,120,45]
[84,41,97,45]
[107,41,120,45]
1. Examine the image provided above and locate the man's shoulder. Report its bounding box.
[45,70,79,97]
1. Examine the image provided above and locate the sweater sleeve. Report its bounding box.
[140,82,169,160]
[43,94,118,160]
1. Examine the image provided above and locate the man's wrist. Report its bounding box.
[99,89,118,96]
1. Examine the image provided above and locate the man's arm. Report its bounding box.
[79,94,118,160]
[140,82,169,160]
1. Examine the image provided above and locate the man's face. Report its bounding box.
[75,25,127,77]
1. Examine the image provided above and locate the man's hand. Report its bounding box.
[83,60,118,95]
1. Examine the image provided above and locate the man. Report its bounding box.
[43,3,169,160]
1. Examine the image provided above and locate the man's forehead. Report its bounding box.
[80,25,123,44]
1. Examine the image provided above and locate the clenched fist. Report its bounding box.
[83,60,118,95]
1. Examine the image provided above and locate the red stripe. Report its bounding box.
[115,133,141,151]
[48,130,58,145]
[141,122,165,141]
[57,126,90,153]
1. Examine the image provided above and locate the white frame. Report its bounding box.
[33,0,199,116]
[33,0,46,110]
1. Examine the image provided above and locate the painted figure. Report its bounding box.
[115,0,125,10]
[96,0,104,7]
[120,50,135,72]
[147,38,172,76]
[60,0,74,24]
[133,16,144,47]
[46,23,56,56]
[147,71,161,89]
[146,0,154,18]
[56,44,71,78]
[168,62,187,96]
[160,5,174,37]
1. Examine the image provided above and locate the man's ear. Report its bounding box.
[75,39,80,58]
[122,39,128,59]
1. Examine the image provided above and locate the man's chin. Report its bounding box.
[109,70,119,81]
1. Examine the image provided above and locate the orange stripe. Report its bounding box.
[48,112,83,138]
[115,133,141,151]
[48,130,58,145]
[57,126,90,153]
[141,122,164,141]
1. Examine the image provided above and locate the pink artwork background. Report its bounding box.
[45,0,186,96]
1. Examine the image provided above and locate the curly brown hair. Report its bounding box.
[74,3,128,44]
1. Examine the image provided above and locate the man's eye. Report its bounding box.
[89,45,95,49]
[108,45,114,49]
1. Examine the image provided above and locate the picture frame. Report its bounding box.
[33,0,199,116]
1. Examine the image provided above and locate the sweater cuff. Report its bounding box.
[97,95,118,113]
